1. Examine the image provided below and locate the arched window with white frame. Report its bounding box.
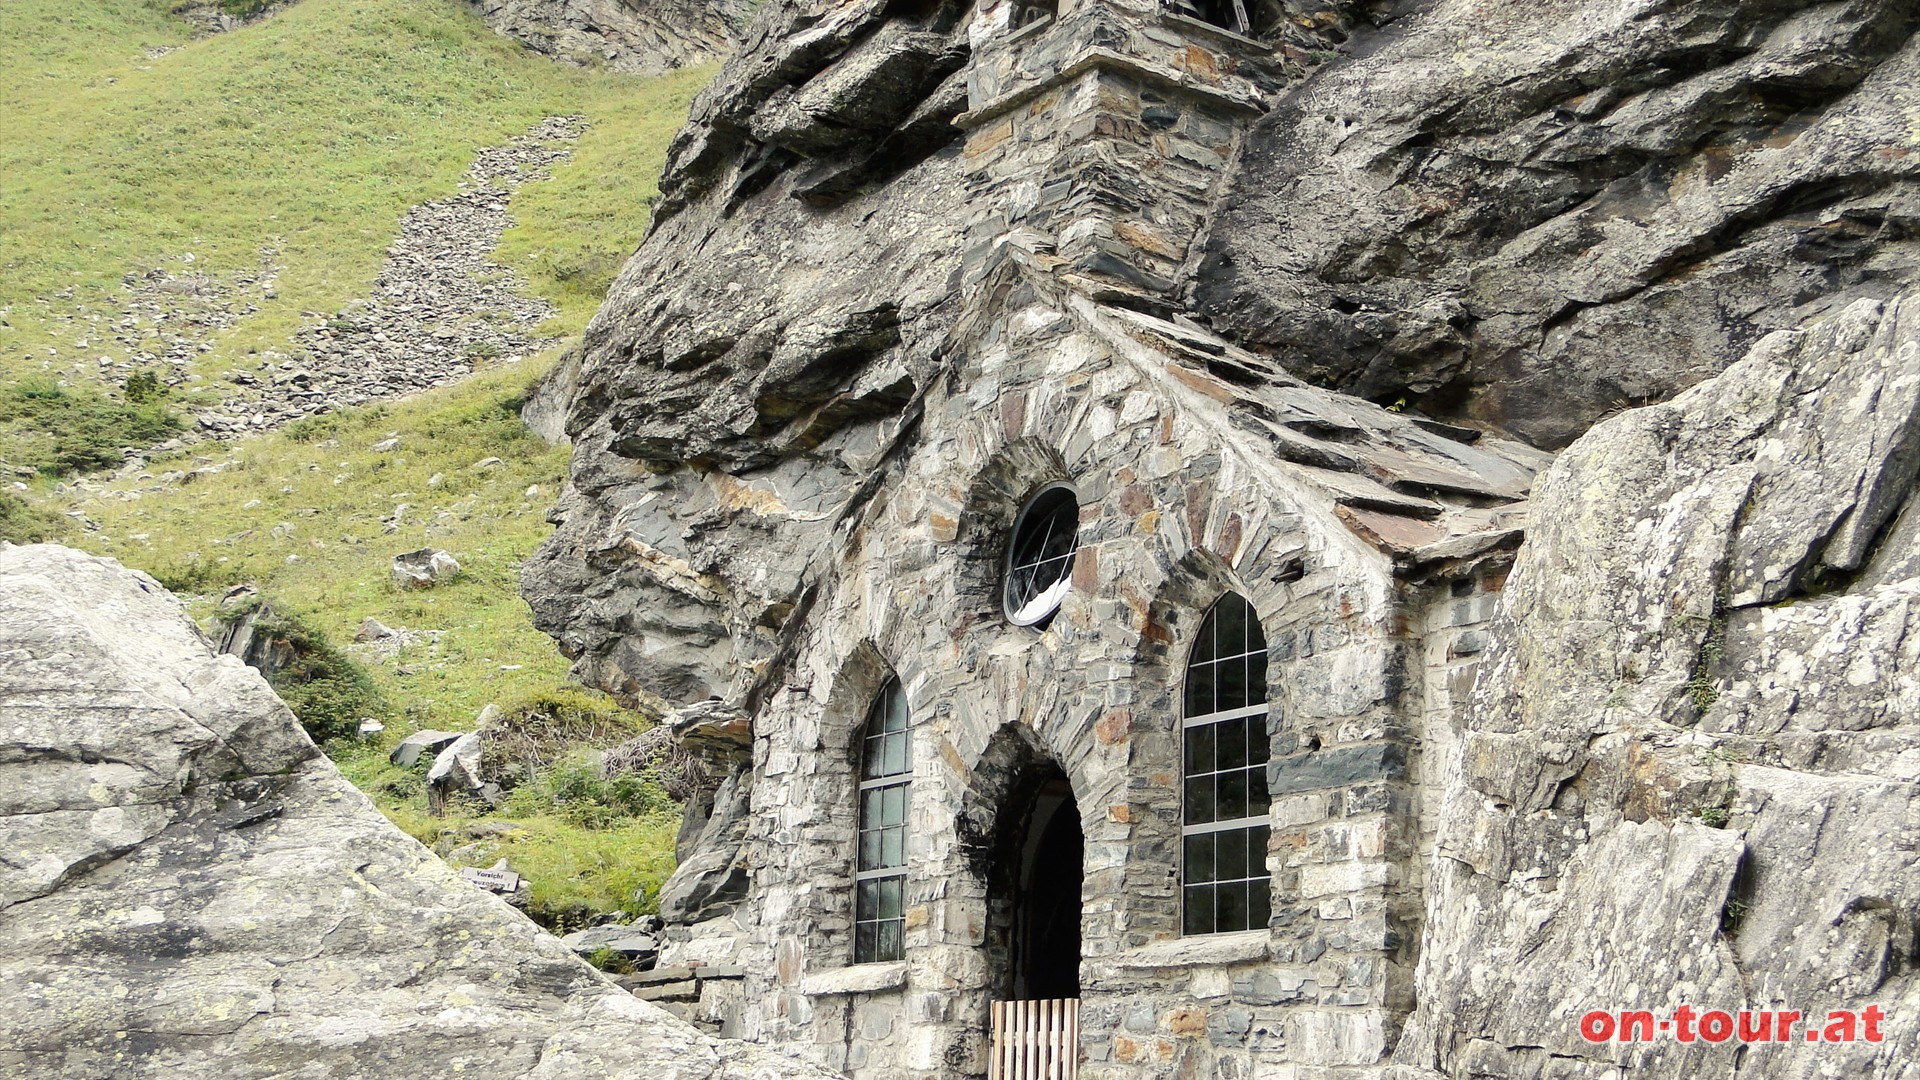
[855,677,910,962]
[1181,592,1272,935]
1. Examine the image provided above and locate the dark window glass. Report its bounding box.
[1183,885,1214,935]
[855,678,910,963]
[1181,593,1274,935]
[1003,484,1079,626]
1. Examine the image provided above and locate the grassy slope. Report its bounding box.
[67,357,681,919]
[3,0,710,919]
[0,0,707,468]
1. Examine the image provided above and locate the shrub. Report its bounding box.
[149,555,247,596]
[481,686,646,782]
[2,378,183,476]
[0,490,72,544]
[244,605,389,744]
[122,371,166,404]
[502,747,675,830]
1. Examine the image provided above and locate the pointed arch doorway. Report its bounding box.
[981,747,1084,1079]
[1008,764,1082,1001]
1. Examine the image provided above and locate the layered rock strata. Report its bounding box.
[1194,0,1920,448]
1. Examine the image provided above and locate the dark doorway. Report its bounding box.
[1009,769,1083,1000]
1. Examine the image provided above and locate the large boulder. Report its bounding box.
[0,543,836,1080]
[1393,295,1920,1076]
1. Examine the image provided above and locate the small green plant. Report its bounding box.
[1697,805,1730,829]
[282,412,343,443]
[122,370,166,404]
[584,945,638,975]
[1683,610,1729,717]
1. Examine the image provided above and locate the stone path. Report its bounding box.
[198,114,583,435]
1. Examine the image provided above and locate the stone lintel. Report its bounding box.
[799,961,909,996]
[1268,743,1408,798]
[1108,928,1270,969]
[955,47,1266,131]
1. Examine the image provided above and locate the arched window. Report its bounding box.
[855,677,911,962]
[1181,593,1272,935]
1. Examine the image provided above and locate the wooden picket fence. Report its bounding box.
[989,998,1080,1080]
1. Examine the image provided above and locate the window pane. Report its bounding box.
[1217,770,1247,820]
[878,876,904,920]
[1249,715,1270,763]
[860,827,881,870]
[1217,658,1248,712]
[877,919,903,962]
[1005,488,1079,623]
[1249,825,1270,871]
[1183,832,1214,884]
[1216,717,1248,770]
[1215,595,1246,657]
[1217,881,1249,932]
[883,731,908,776]
[1246,608,1267,655]
[884,783,906,825]
[1184,723,1214,776]
[855,921,877,962]
[1217,826,1248,881]
[881,825,904,867]
[1249,767,1271,817]
[860,789,881,831]
[857,879,877,921]
[884,683,908,733]
[1249,881,1271,930]
[1183,885,1214,935]
[1184,775,1215,825]
[1248,661,1268,707]
[1185,663,1214,717]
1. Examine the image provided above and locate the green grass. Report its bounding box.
[0,0,709,468]
[49,355,682,919]
[69,357,578,727]
[1,0,709,927]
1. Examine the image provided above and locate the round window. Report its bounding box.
[1002,483,1079,626]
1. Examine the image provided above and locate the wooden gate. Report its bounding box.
[989,998,1080,1080]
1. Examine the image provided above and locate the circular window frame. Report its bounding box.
[1001,482,1081,627]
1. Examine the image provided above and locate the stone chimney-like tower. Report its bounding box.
[955,0,1285,301]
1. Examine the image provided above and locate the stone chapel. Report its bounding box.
[599,0,1550,1075]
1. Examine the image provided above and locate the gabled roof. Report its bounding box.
[988,236,1552,578]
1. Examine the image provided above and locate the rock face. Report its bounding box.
[521,0,1920,1074]
[1193,0,1920,449]
[1394,294,1920,1078]
[0,543,834,1080]
[466,0,753,75]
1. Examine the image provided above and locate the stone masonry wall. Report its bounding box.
[649,262,1496,1079]
[959,0,1283,298]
